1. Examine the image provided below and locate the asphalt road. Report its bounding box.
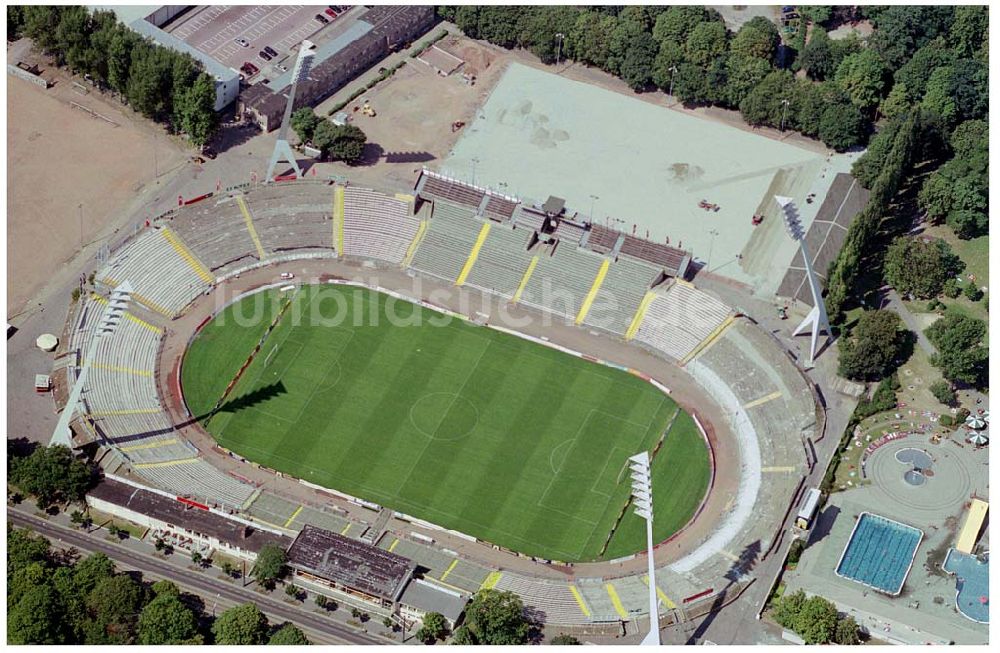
[8,509,388,646]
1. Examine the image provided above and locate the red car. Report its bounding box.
[324,8,337,19]
[241,62,260,77]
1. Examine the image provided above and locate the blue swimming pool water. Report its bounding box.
[943,549,989,623]
[836,512,923,595]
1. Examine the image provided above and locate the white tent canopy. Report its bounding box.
[35,333,58,351]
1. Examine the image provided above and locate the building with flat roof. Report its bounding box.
[87,476,287,560]
[399,578,469,628]
[88,5,239,111]
[286,524,416,608]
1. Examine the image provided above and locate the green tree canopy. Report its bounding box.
[652,6,713,45]
[8,444,96,507]
[7,527,51,576]
[795,595,840,644]
[798,27,837,80]
[86,573,147,644]
[838,310,909,381]
[818,103,866,151]
[73,553,117,596]
[883,237,964,299]
[739,70,795,127]
[551,633,582,644]
[926,312,988,386]
[213,603,270,645]
[7,583,67,644]
[835,49,888,112]
[462,589,530,645]
[416,611,449,643]
[948,5,988,58]
[730,16,779,63]
[291,107,321,144]
[268,622,311,645]
[251,544,288,585]
[685,21,727,67]
[138,593,199,644]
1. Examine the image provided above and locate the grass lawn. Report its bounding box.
[182,285,710,562]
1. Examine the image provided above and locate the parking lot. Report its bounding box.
[164,5,354,75]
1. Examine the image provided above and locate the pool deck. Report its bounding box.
[784,431,989,645]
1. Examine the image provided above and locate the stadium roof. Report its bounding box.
[286,525,415,602]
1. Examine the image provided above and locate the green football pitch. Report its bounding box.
[182,285,711,561]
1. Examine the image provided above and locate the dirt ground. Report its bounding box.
[6,52,186,317]
[306,36,511,192]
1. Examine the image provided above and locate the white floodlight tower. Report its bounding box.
[775,195,831,367]
[629,451,660,646]
[265,40,317,182]
[51,282,134,447]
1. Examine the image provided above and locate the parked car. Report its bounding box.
[314,13,329,25]
[276,63,288,73]
[235,37,250,47]
[258,49,273,61]
[324,8,337,18]
[263,46,278,58]
[240,62,260,77]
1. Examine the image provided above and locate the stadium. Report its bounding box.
[52,162,832,628]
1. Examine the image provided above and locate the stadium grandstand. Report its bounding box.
[54,170,818,629]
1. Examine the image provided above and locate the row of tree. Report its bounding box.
[8,442,97,509]
[7,528,310,644]
[290,108,369,163]
[8,5,218,146]
[437,6,893,150]
[771,589,860,645]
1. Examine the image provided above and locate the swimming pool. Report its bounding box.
[943,549,989,623]
[835,512,924,595]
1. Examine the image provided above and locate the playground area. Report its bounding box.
[442,62,859,295]
[785,430,989,644]
[6,44,185,316]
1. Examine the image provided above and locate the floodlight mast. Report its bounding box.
[628,451,660,645]
[775,195,831,367]
[265,40,317,182]
[50,282,134,447]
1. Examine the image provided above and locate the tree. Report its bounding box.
[616,30,658,90]
[151,580,180,597]
[7,583,67,644]
[8,5,26,40]
[551,634,582,644]
[731,16,779,63]
[685,21,727,67]
[650,39,685,91]
[771,589,807,629]
[723,55,772,108]
[191,550,204,567]
[8,561,52,606]
[838,310,908,381]
[798,27,836,80]
[138,593,199,644]
[268,623,311,645]
[416,611,449,643]
[315,594,328,609]
[291,108,321,144]
[879,83,910,120]
[834,616,860,645]
[739,70,795,127]
[325,124,368,163]
[950,119,987,160]
[284,583,300,600]
[7,527,51,575]
[86,573,146,644]
[926,312,988,386]
[653,6,714,45]
[569,12,614,69]
[251,544,288,585]
[892,39,954,102]
[107,26,138,98]
[451,625,477,645]
[963,282,984,302]
[835,50,888,113]
[8,444,96,507]
[883,237,964,299]
[794,595,840,644]
[929,380,954,406]
[818,103,866,151]
[462,589,530,645]
[179,73,219,146]
[73,552,116,595]
[212,603,270,645]
[671,63,710,105]
[948,5,988,58]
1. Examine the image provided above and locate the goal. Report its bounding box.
[263,344,279,368]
